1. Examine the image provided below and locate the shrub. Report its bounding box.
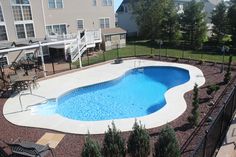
[154,125,180,157]
[127,120,150,157]
[102,122,126,157]
[82,135,102,157]
[224,55,232,84]
[206,84,220,97]
[188,84,200,126]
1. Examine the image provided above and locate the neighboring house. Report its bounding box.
[116,0,220,37]
[0,0,121,66]
[116,0,138,37]
[101,27,126,51]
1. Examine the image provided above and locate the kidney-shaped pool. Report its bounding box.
[31,66,190,121]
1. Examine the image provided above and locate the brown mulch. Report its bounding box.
[0,58,235,157]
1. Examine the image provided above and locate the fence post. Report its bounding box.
[165,47,167,59]
[87,50,89,65]
[159,46,161,60]
[203,130,208,157]
[116,44,119,58]
[103,51,105,61]
[51,51,55,74]
[151,41,153,55]
[134,41,136,57]
[201,52,203,60]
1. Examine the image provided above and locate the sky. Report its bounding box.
[114,0,123,11]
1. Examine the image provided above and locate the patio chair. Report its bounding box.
[0,80,15,98]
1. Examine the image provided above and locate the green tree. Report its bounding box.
[82,135,102,157]
[188,84,199,126]
[127,121,150,157]
[160,0,181,44]
[211,1,229,44]
[130,0,159,39]
[181,0,207,49]
[154,125,180,157]
[102,122,126,157]
[224,55,233,83]
[228,0,236,47]
[130,0,180,43]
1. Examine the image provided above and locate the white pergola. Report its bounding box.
[0,39,82,77]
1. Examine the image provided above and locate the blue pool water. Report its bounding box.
[32,67,190,121]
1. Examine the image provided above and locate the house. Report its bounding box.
[0,0,125,66]
[116,0,220,37]
[116,0,138,37]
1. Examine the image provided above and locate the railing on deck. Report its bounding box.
[47,29,102,63]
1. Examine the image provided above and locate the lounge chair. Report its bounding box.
[0,139,54,157]
[0,140,12,157]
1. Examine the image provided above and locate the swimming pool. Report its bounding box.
[4,59,205,134]
[31,66,190,121]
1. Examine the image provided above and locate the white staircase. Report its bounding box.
[47,29,102,63]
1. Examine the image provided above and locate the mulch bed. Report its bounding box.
[0,58,235,157]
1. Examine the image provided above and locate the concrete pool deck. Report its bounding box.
[3,59,205,134]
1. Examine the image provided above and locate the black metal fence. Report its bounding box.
[192,86,236,157]
[40,40,234,76]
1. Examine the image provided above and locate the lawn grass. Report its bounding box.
[77,43,235,67]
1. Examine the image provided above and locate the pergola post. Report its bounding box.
[39,42,47,77]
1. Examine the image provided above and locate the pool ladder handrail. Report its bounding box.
[19,91,49,112]
[134,60,141,68]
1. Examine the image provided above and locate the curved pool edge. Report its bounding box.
[3,59,205,134]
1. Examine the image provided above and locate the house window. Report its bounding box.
[105,35,111,42]
[0,56,8,67]
[12,6,23,21]
[0,6,3,22]
[0,5,7,41]
[100,18,109,29]
[124,5,129,13]
[25,23,35,37]
[12,0,32,21]
[120,34,126,39]
[48,0,63,9]
[22,6,32,20]
[25,51,34,60]
[77,20,84,30]
[102,0,112,6]
[46,24,67,35]
[16,24,25,38]
[0,26,7,41]
[11,0,29,4]
[92,0,96,6]
[16,23,34,39]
